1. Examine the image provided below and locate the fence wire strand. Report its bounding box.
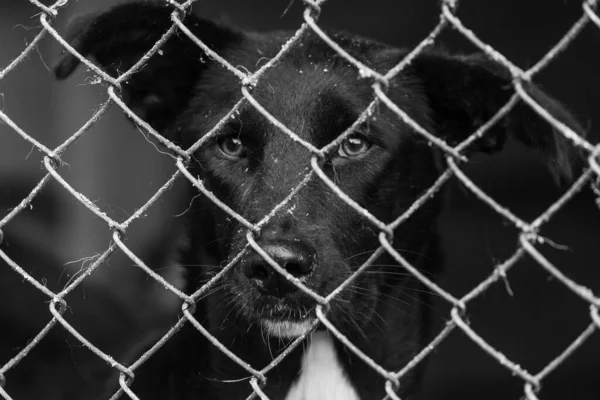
[1,0,599,399]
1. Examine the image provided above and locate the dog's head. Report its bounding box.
[55,2,583,340]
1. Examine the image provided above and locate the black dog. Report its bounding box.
[55,2,582,399]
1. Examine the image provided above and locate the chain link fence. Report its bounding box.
[1,0,599,399]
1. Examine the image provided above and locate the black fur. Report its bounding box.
[54,2,584,399]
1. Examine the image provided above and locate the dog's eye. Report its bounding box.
[337,136,371,158]
[218,136,246,158]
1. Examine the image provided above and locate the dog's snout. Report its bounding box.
[243,242,317,298]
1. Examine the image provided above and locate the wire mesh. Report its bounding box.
[1,0,599,399]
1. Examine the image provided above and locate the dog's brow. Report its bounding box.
[309,91,359,147]
[215,109,264,141]
[310,89,406,150]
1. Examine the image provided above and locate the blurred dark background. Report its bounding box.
[1,0,599,399]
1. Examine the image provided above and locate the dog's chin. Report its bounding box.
[261,319,315,338]
[239,294,317,338]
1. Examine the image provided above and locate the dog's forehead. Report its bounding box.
[189,51,362,143]
[187,32,419,151]
[231,57,374,150]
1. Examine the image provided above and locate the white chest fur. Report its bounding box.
[285,331,360,400]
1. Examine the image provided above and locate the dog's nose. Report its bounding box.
[243,241,317,298]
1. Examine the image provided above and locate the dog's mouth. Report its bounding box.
[228,243,370,338]
[254,299,318,338]
[261,318,316,338]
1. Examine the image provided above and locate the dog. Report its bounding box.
[54,2,583,399]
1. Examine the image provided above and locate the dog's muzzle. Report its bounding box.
[241,240,317,298]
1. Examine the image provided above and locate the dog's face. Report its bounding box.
[183,45,443,337]
[55,3,582,339]
[189,61,427,337]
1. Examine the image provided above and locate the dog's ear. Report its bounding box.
[54,2,243,132]
[406,51,584,184]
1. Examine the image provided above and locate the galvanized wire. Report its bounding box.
[0,0,599,399]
